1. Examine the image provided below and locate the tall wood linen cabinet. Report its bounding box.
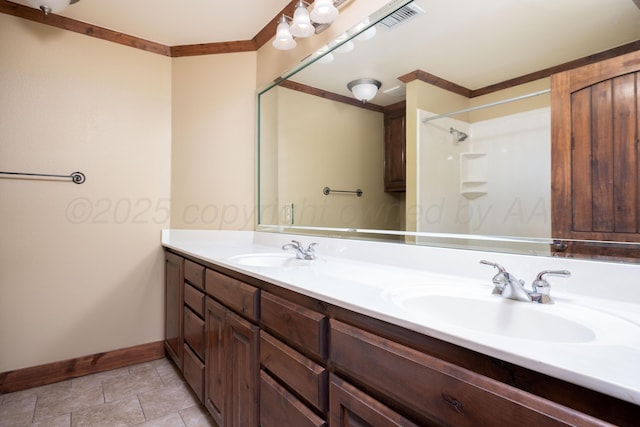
[552,49,640,256]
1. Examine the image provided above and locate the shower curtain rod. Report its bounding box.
[421,89,551,123]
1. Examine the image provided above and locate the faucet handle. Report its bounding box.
[480,260,508,294]
[531,270,570,304]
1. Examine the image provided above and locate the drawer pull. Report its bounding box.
[442,393,464,414]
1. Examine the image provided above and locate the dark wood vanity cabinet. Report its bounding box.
[384,102,406,192]
[165,250,638,427]
[259,292,329,426]
[164,252,183,367]
[204,269,260,427]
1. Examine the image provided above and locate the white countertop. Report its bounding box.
[162,229,640,405]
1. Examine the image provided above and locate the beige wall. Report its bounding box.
[259,87,400,230]
[0,0,402,373]
[170,52,257,230]
[0,14,171,372]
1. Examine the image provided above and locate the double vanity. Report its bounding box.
[162,229,640,426]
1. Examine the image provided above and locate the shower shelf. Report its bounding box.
[460,153,487,198]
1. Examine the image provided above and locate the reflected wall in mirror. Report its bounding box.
[258,0,640,260]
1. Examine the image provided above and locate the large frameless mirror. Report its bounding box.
[258,0,640,262]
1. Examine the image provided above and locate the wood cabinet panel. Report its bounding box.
[206,269,259,321]
[261,292,327,360]
[183,344,204,402]
[184,259,204,289]
[330,320,609,427]
[225,309,259,427]
[384,104,406,192]
[260,370,326,427]
[205,298,226,427]
[260,331,328,412]
[164,252,183,367]
[184,282,205,317]
[552,49,640,247]
[183,307,204,360]
[329,374,422,427]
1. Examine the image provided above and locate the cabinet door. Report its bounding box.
[330,375,421,427]
[384,105,406,192]
[164,252,183,367]
[552,50,640,251]
[225,310,259,427]
[205,298,226,427]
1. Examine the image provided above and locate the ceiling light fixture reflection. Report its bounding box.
[27,0,79,15]
[347,78,382,103]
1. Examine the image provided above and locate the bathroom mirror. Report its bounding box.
[258,0,640,260]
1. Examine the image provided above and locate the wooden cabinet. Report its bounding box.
[165,249,639,426]
[204,275,259,427]
[384,102,406,192]
[329,374,420,427]
[260,292,329,426]
[330,319,610,426]
[552,50,640,255]
[164,252,183,367]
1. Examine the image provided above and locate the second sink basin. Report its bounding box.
[383,285,638,345]
[399,293,594,343]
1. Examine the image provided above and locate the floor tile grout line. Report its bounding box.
[136,394,149,422]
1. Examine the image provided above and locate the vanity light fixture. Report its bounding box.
[347,78,381,103]
[272,0,347,51]
[27,0,79,15]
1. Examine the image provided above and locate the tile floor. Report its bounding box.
[0,358,216,427]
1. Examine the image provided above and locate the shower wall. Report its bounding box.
[417,107,551,240]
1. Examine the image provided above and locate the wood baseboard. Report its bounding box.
[0,341,165,393]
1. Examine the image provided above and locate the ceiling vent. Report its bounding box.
[379,2,426,29]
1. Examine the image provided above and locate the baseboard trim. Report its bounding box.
[0,341,165,393]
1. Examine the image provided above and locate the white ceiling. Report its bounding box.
[9,0,640,105]
[11,0,292,45]
[293,0,640,105]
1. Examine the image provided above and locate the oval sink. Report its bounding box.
[400,294,595,343]
[229,253,309,268]
[382,285,614,344]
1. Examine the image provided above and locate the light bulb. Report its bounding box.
[290,2,315,38]
[272,16,297,50]
[310,0,338,24]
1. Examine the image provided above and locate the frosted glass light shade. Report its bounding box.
[310,0,338,24]
[290,2,315,38]
[27,0,70,13]
[272,17,297,50]
[347,78,381,103]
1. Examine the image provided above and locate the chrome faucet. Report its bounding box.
[282,240,317,260]
[480,260,570,304]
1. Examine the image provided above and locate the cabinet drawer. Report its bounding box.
[184,308,204,360]
[205,269,259,321]
[184,283,205,317]
[261,292,327,360]
[183,344,204,402]
[260,371,326,427]
[329,374,419,427]
[261,331,327,412]
[330,320,606,427]
[184,259,204,289]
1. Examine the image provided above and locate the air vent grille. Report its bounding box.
[379,2,426,29]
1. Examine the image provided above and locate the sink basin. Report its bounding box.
[382,285,618,344]
[399,293,595,343]
[229,253,309,268]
